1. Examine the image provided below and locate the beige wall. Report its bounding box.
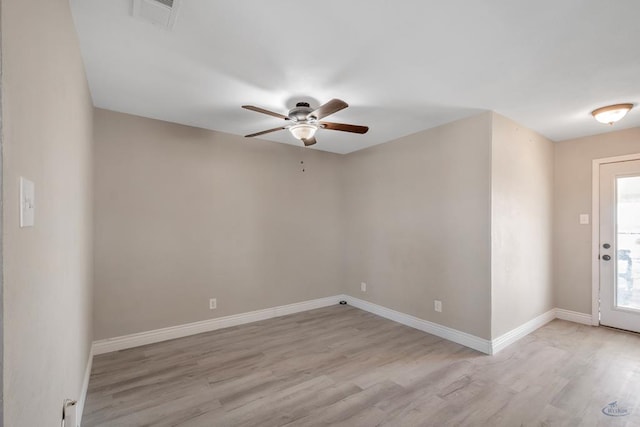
[92,101,640,348]
[491,113,554,338]
[2,0,94,425]
[343,113,493,339]
[94,106,629,347]
[554,127,640,315]
[93,109,345,339]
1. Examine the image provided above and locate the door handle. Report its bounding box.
[602,254,611,261]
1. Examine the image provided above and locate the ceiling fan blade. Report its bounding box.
[245,126,287,138]
[309,99,348,120]
[302,136,317,147]
[242,105,289,120]
[320,122,369,134]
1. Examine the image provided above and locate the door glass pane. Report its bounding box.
[616,176,640,310]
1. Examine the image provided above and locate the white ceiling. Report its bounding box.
[70,0,640,154]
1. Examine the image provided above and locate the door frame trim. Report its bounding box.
[591,153,640,326]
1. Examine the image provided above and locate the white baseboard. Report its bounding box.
[491,309,556,355]
[555,308,592,325]
[342,295,493,355]
[342,297,591,355]
[92,295,342,355]
[78,345,94,426]
[91,295,598,359]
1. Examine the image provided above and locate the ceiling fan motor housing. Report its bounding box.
[289,102,315,122]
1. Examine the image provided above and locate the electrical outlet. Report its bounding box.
[434,300,442,313]
[209,298,217,310]
[361,282,367,292]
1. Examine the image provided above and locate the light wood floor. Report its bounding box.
[83,305,640,426]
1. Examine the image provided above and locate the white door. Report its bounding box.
[599,160,640,333]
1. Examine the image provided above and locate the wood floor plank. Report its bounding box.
[84,305,640,426]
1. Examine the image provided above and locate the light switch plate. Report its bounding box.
[20,177,35,227]
[579,214,589,225]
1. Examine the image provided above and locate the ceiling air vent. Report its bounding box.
[132,0,181,30]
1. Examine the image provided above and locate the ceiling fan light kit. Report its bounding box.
[242,99,368,147]
[289,123,318,141]
[591,103,633,125]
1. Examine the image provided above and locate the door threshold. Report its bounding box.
[599,324,640,336]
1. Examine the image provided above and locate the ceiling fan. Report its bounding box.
[242,99,369,147]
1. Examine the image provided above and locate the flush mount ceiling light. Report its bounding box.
[289,123,318,141]
[591,103,633,125]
